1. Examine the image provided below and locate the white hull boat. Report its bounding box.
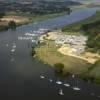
[64,83,70,87]
[73,87,81,91]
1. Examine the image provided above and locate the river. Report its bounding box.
[0,7,100,100]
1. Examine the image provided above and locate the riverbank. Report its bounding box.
[0,12,67,32]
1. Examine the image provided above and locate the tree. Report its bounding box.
[54,63,64,73]
[8,21,16,29]
[31,46,36,57]
[0,12,5,18]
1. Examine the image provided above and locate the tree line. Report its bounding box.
[81,20,100,53]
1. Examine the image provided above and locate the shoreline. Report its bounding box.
[0,12,68,32]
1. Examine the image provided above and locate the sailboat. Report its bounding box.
[56,80,62,85]
[12,44,16,48]
[59,89,64,95]
[11,49,15,52]
[72,87,81,91]
[64,83,70,87]
[72,79,81,91]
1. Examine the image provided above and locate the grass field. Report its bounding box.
[35,41,91,75]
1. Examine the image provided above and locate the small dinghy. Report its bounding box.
[73,87,81,91]
[64,83,70,87]
[56,80,62,85]
[40,75,45,79]
[59,89,64,96]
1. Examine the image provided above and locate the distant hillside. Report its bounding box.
[0,0,81,16]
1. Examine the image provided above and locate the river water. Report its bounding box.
[0,8,100,100]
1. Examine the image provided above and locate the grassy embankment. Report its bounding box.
[35,40,91,76]
[34,10,100,83]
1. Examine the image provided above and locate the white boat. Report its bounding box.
[59,89,64,95]
[64,83,70,87]
[25,33,36,36]
[49,79,53,82]
[31,40,36,43]
[11,49,15,52]
[12,44,16,48]
[73,87,81,91]
[6,44,9,47]
[40,75,45,79]
[56,80,62,85]
[72,74,75,78]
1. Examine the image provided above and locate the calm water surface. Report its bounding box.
[0,8,100,100]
